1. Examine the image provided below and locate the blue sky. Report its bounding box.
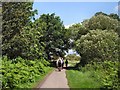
[33,2,118,26]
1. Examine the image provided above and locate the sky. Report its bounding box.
[32,2,119,55]
[33,2,119,27]
[33,0,119,2]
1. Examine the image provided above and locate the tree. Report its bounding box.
[19,21,46,60]
[2,2,37,58]
[38,13,70,60]
[83,12,120,36]
[95,11,108,16]
[67,23,89,50]
[85,13,120,36]
[95,12,120,21]
[85,14,118,30]
[109,13,120,21]
[68,23,89,41]
[75,30,119,66]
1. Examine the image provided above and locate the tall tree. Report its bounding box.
[109,13,120,21]
[95,11,108,16]
[2,2,37,58]
[95,12,120,21]
[68,23,89,41]
[19,21,46,60]
[85,14,118,30]
[38,13,70,60]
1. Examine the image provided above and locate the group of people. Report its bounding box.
[56,57,68,71]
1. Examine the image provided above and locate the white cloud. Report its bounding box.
[64,23,76,29]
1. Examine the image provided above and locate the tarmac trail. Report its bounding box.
[37,69,69,88]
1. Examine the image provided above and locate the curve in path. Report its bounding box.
[37,69,69,88]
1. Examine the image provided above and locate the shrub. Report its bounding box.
[75,30,119,66]
[1,56,50,88]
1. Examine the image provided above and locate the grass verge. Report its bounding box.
[66,70,102,88]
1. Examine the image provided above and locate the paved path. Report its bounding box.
[37,69,69,88]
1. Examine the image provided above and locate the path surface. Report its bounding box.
[37,69,69,88]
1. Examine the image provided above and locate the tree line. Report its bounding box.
[2,2,70,88]
[2,3,119,63]
[2,2,70,60]
[67,12,119,89]
[68,12,119,66]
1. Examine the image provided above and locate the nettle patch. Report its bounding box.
[1,56,50,88]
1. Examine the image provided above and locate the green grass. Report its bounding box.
[66,70,102,88]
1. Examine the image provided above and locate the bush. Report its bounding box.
[1,56,51,88]
[75,30,119,66]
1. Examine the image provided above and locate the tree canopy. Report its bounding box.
[38,13,70,60]
[2,2,70,60]
[2,2,37,59]
[75,30,119,66]
[85,14,118,30]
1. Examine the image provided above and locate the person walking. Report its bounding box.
[61,57,64,69]
[65,59,68,68]
[56,57,62,71]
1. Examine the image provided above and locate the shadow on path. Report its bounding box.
[63,66,78,70]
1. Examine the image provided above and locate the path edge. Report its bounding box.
[65,69,70,88]
[35,68,55,88]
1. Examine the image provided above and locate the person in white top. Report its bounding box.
[56,57,62,71]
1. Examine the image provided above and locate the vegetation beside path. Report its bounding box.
[66,70,101,88]
[66,60,119,89]
[66,12,119,89]
[1,2,120,89]
[1,56,53,88]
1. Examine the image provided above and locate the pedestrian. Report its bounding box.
[56,57,62,71]
[65,59,68,68]
[61,57,64,69]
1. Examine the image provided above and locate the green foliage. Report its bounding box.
[1,3,119,89]
[66,70,101,88]
[2,2,71,60]
[85,14,118,30]
[19,21,46,60]
[82,12,120,36]
[78,61,119,89]
[75,30,119,66]
[1,56,51,88]
[2,2,46,60]
[69,23,89,41]
[95,12,120,21]
[38,13,70,59]
[72,12,119,89]
[2,2,37,59]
